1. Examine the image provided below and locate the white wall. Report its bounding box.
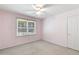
[43,8,79,47]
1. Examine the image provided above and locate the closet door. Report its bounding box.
[75,16,79,50]
[67,16,78,50]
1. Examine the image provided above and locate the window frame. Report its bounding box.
[16,18,36,36]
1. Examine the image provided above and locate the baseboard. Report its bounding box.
[0,39,41,50]
[43,39,79,52]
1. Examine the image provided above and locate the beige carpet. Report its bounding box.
[0,40,79,55]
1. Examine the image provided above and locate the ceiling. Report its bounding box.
[0,4,79,19]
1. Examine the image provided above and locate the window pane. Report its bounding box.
[28,22,34,27]
[28,29,34,32]
[18,21,26,27]
[17,20,27,33]
[18,28,27,32]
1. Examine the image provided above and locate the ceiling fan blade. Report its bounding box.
[24,10,35,11]
[43,4,53,8]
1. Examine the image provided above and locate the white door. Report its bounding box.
[67,16,79,50]
[75,16,79,50]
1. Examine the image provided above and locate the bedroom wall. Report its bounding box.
[0,10,43,49]
[43,8,79,47]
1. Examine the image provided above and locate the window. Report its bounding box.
[16,18,36,36]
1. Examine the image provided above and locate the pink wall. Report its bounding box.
[0,10,43,49]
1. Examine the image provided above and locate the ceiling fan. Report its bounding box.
[25,4,52,15]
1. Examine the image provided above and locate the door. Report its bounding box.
[75,16,79,50]
[67,16,79,50]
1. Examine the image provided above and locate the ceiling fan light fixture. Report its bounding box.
[32,4,44,8]
[36,11,41,15]
[32,4,44,11]
[32,4,46,15]
[35,4,44,8]
[40,8,46,11]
